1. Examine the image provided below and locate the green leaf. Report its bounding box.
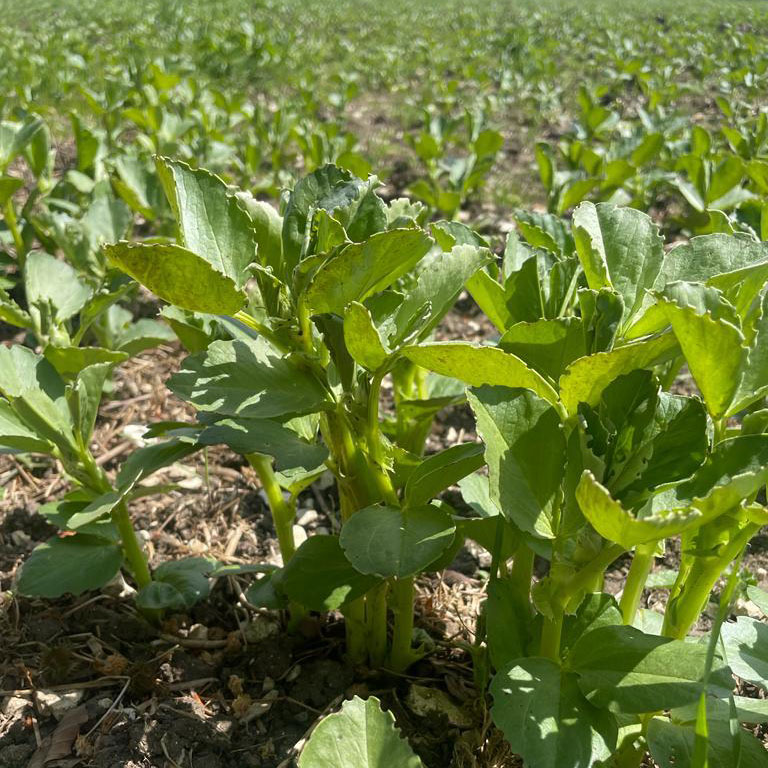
[116,439,200,489]
[0,175,23,205]
[746,585,768,616]
[485,578,532,669]
[343,301,390,371]
[390,244,492,343]
[136,557,215,610]
[17,535,123,597]
[0,117,44,169]
[340,505,456,579]
[660,234,768,286]
[734,695,768,724]
[559,333,678,415]
[70,362,113,443]
[404,443,484,508]
[721,617,768,691]
[0,347,74,445]
[629,281,740,340]
[44,346,128,379]
[82,180,132,249]
[11,389,78,457]
[282,165,372,277]
[0,399,54,453]
[573,201,664,328]
[578,288,624,352]
[66,491,122,529]
[562,593,623,657]
[298,696,423,768]
[468,386,565,539]
[0,291,32,329]
[491,658,617,768]
[281,535,381,612]
[105,242,247,314]
[648,712,768,768]
[655,435,768,523]
[466,270,511,332]
[24,251,92,323]
[155,156,257,288]
[234,191,283,276]
[499,317,586,382]
[401,342,560,409]
[169,337,330,419]
[576,471,702,548]
[199,417,327,472]
[733,290,768,412]
[38,491,118,539]
[609,392,709,506]
[656,295,745,418]
[112,154,165,220]
[305,229,432,315]
[570,625,732,713]
[115,318,175,356]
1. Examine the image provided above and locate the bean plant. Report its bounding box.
[5,157,768,766]
[104,158,492,669]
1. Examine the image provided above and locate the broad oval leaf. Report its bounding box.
[343,301,390,371]
[105,241,247,314]
[559,333,678,415]
[169,337,330,419]
[298,696,423,768]
[500,317,587,383]
[572,201,664,329]
[576,471,702,549]
[17,535,123,598]
[199,417,327,473]
[0,400,54,453]
[721,616,768,690]
[491,657,617,768]
[468,386,565,539]
[404,443,484,509]
[155,156,257,288]
[340,505,456,579]
[657,295,746,419]
[281,535,381,612]
[305,229,433,315]
[401,342,560,409]
[569,625,733,713]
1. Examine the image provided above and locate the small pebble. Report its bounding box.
[35,689,84,720]
[297,509,318,527]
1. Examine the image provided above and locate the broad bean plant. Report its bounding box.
[4,160,768,767]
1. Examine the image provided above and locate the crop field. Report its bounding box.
[4,0,768,766]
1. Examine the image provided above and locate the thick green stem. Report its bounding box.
[389,576,417,672]
[539,608,564,661]
[558,543,626,610]
[247,453,296,564]
[248,453,306,627]
[112,501,151,590]
[76,449,151,592]
[367,582,389,668]
[297,298,314,355]
[663,524,758,639]
[342,597,368,665]
[366,368,399,506]
[713,418,728,445]
[620,542,656,625]
[508,543,534,615]
[4,198,25,268]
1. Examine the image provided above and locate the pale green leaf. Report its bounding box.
[105,241,247,314]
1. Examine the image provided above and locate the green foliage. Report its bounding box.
[5,3,768,761]
[298,696,423,768]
